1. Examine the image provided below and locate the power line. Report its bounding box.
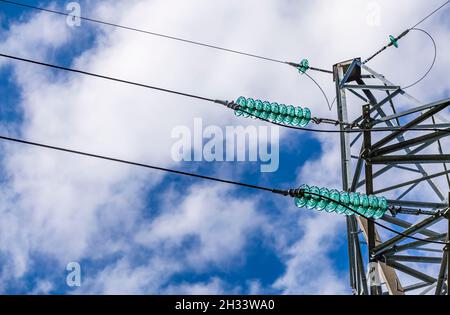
[0,53,217,103]
[304,72,331,109]
[0,52,338,132]
[402,28,437,90]
[0,0,337,115]
[363,0,449,64]
[2,0,448,284]
[0,134,284,195]
[411,0,450,29]
[0,0,332,73]
[0,132,446,245]
[0,52,338,133]
[0,0,336,110]
[3,52,450,135]
[237,106,450,134]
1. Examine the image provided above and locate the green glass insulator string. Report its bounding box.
[234,96,312,127]
[294,184,389,219]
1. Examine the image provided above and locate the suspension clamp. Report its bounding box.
[298,59,310,74]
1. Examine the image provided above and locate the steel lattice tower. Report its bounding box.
[334,58,450,295]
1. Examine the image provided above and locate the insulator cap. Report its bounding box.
[389,35,399,48]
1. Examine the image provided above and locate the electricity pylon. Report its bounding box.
[334,58,450,295]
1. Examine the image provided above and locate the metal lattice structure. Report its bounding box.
[334,58,450,295]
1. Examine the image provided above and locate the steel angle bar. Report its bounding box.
[385,255,442,264]
[403,282,433,292]
[419,283,437,295]
[370,154,450,165]
[391,165,422,173]
[380,234,446,256]
[352,89,401,126]
[372,123,450,130]
[339,59,359,88]
[358,63,423,106]
[351,156,364,191]
[348,89,368,102]
[350,132,362,147]
[385,260,437,283]
[395,182,419,200]
[371,98,450,151]
[413,248,447,253]
[436,114,450,123]
[385,89,401,128]
[375,98,450,124]
[354,95,445,201]
[370,128,450,157]
[386,199,447,209]
[356,142,432,188]
[363,104,382,295]
[335,59,403,295]
[356,141,444,202]
[373,169,450,195]
[380,215,443,238]
[334,61,367,295]
[346,216,357,292]
[374,214,444,255]
[343,84,400,90]
[394,207,439,216]
[351,114,380,147]
[435,253,448,295]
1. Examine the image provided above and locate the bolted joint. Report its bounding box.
[214,100,241,111]
[373,253,384,263]
[288,188,306,198]
[360,148,373,161]
[388,206,399,217]
[229,103,241,111]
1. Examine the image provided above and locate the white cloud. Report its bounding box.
[78,257,181,295]
[135,184,265,268]
[31,279,54,295]
[273,214,348,295]
[163,278,227,295]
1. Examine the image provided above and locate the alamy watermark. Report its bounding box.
[171,118,280,173]
[66,2,81,27]
[66,262,81,287]
[366,1,381,27]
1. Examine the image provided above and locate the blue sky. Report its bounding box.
[0,0,448,294]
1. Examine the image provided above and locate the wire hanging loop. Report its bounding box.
[402,28,437,89]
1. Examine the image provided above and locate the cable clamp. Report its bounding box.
[287,188,305,198]
[388,206,399,217]
[216,100,241,110]
[312,117,340,126]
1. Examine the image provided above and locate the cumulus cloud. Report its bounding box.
[163,278,227,295]
[135,184,265,268]
[273,214,348,295]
